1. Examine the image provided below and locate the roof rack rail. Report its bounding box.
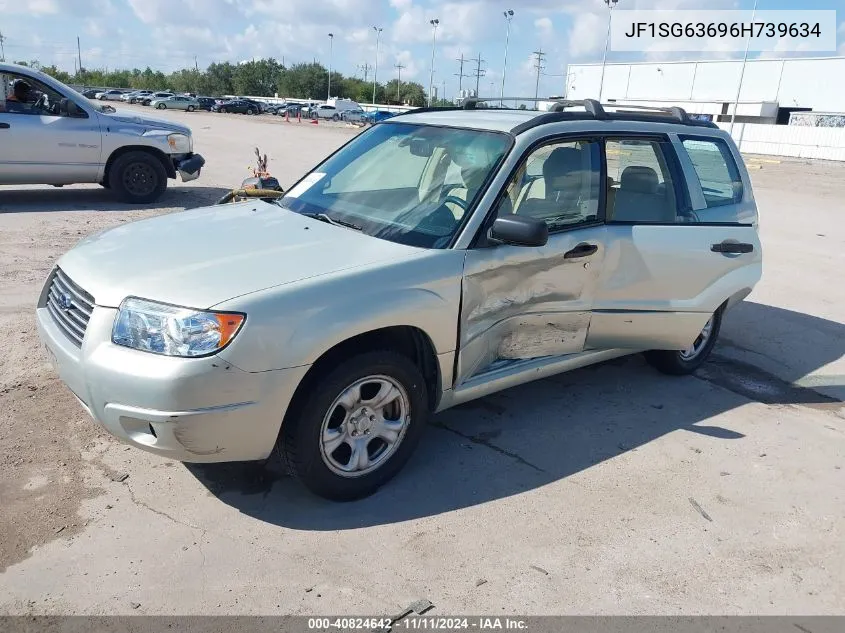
[600,102,689,124]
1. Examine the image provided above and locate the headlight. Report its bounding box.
[167,133,192,153]
[112,298,244,357]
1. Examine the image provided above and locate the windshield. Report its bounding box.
[276,122,511,248]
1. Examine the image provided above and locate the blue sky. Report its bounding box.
[0,0,841,98]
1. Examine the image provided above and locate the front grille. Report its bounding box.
[45,268,95,347]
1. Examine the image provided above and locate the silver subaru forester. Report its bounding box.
[36,99,762,500]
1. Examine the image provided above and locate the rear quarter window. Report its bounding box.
[680,137,743,208]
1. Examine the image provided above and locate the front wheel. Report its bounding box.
[187,105,195,112]
[156,103,166,109]
[280,351,429,501]
[644,308,723,376]
[247,108,256,115]
[108,151,167,204]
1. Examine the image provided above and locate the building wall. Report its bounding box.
[567,57,845,112]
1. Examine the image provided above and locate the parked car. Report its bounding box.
[140,92,174,106]
[364,110,395,124]
[196,97,217,111]
[81,88,102,99]
[312,104,340,120]
[33,99,761,501]
[95,89,126,101]
[340,108,366,122]
[211,99,259,115]
[282,103,303,117]
[123,90,152,104]
[1,62,205,203]
[151,95,201,111]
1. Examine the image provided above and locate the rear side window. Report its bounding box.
[605,138,679,224]
[681,137,743,208]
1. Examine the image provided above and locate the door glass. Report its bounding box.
[0,73,68,117]
[605,139,679,223]
[498,139,602,231]
[680,137,743,210]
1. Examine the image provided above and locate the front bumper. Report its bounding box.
[175,153,205,183]
[36,297,308,463]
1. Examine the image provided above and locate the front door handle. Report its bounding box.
[564,243,599,259]
[711,241,754,254]
[0,123,10,129]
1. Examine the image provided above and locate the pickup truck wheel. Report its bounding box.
[281,351,428,501]
[645,308,723,376]
[108,151,167,204]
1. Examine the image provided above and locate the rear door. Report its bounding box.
[585,133,762,351]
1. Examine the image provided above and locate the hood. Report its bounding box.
[95,108,191,136]
[57,201,426,309]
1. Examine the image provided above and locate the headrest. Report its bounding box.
[620,166,659,194]
[543,147,584,185]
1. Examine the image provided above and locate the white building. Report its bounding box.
[564,56,845,125]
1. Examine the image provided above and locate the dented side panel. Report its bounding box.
[457,225,607,383]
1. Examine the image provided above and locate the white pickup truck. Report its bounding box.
[0,62,205,203]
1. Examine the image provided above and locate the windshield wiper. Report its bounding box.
[303,212,363,232]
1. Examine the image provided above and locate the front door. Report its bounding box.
[0,71,102,185]
[457,138,608,384]
[586,135,762,351]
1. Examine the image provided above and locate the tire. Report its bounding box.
[332,114,339,121]
[280,351,429,501]
[644,307,723,376]
[247,108,256,115]
[156,103,166,109]
[108,151,168,204]
[187,105,195,112]
[221,107,228,113]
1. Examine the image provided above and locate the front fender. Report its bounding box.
[214,251,466,373]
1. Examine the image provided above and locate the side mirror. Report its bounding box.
[489,215,548,247]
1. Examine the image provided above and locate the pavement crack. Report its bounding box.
[430,421,547,473]
[124,480,204,532]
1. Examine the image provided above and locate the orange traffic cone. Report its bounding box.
[285,110,290,122]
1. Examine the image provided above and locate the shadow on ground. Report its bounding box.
[187,300,844,528]
[0,185,231,214]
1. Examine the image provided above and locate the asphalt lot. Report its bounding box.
[0,105,843,615]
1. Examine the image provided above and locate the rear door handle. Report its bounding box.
[564,243,599,259]
[711,241,754,254]
[0,123,10,129]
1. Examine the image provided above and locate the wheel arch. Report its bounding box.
[285,326,443,424]
[103,145,176,182]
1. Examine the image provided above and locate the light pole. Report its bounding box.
[428,18,439,106]
[730,0,759,137]
[500,9,514,107]
[372,26,383,105]
[598,0,618,102]
[327,33,334,100]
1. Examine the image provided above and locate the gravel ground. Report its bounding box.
[0,106,843,615]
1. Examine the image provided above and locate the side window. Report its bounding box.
[498,140,601,231]
[680,137,743,208]
[605,138,679,224]
[1,73,66,116]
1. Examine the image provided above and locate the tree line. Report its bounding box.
[14,58,436,106]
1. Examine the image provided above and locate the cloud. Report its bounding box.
[0,0,58,14]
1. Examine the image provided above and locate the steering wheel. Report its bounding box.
[442,195,469,212]
[32,94,48,113]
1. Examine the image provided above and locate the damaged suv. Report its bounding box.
[36,98,761,500]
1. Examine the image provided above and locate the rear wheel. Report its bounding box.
[187,105,195,112]
[332,113,339,121]
[247,107,256,115]
[645,308,723,376]
[108,151,167,204]
[279,351,428,501]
